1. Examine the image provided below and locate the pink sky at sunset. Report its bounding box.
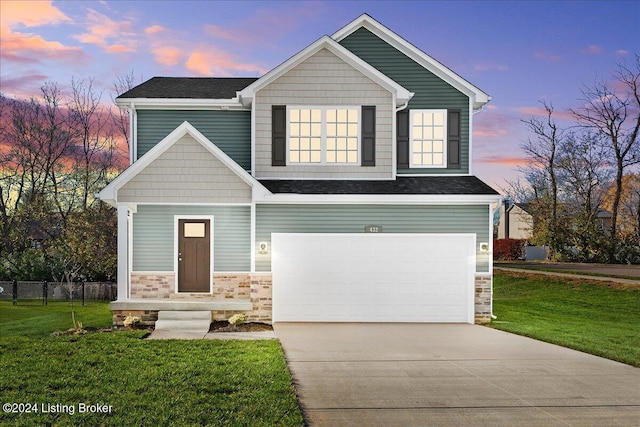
[1,0,638,192]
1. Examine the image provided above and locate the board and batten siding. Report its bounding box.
[118,134,252,204]
[255,48,394,179]
[339,28,470,175]
[256,204,490,272]
[132,205,251,272]
[136,110,251,170]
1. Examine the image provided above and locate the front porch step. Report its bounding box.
[154,310,211,332]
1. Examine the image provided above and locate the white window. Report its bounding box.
[410,109,447,168]
[288,107,359,164]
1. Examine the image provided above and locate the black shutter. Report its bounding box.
[447,109,461,169]
[397,110,410,169]
[272,105,286,166]
[361,106,376,166]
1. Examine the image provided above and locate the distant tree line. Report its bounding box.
[506,55,640,263]
[0,73,137,282]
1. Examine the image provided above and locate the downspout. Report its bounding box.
[129,101,136,165]
[395,97,411,113]
[491,197,503,320]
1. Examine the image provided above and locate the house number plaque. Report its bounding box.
[364,225,383,233]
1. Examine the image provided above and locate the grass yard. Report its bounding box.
[0,300,113,336]
[491,271,640,367]
[0,301,304,426]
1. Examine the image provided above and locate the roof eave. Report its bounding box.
[256,193,502,204]
[115,98,247,110]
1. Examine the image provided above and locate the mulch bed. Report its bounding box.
[209,321,273,333]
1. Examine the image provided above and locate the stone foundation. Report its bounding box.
[112,310,158,327]
[474,273,492,324]
[118,272,491,326]
[115,272,272,326]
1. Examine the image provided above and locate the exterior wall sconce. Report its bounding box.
[258,242,269,254]
[479,242,489,253]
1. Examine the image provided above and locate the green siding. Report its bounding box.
[256,204,490,272]
[132,205,251,271]
[136,110,251,170]
[339,28,470,174]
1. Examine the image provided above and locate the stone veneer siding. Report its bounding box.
[474,274,492,324]
[130,273,174,299]
[116,273,272,325]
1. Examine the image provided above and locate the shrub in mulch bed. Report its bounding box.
[209,321,273,333]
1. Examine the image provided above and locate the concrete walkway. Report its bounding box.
[146,330,276,340]
[274,323,640,427]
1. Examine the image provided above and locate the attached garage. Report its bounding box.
[272,233,476,323]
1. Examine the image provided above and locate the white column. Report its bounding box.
[117,204,129,301]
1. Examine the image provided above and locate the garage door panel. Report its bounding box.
[272,233,475,323]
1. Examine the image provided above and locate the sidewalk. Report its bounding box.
[495,266,640,286]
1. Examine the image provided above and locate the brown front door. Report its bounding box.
[178,219,211,292]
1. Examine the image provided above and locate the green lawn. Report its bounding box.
[490,271,640,367]
[0,301,304,426]
[0,300,113,337]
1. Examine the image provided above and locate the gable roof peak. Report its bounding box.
[333,14,491,110]
[238,35,412,107]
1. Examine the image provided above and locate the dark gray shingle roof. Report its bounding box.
[117,77,258,99]
[259,176,499,195]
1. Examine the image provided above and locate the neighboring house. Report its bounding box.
[496,202,533,240]
[99,14,501,325]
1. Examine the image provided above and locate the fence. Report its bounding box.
[0,280,117,305]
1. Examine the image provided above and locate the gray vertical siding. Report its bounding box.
[339,28,470,175]
[256,204,490,272]
[136,110,251,170]
[132,205,251,272]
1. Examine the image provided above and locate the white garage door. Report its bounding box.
[272,233,476,323]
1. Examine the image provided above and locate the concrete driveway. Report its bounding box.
[274,323,640,427]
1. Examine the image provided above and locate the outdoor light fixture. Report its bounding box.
[479,242,489,252]
[258,242,269,254]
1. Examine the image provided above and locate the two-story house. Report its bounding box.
[99,14,501,328]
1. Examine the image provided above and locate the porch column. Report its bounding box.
[116,204,129,301]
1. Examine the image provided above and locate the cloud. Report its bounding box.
[473,108,515,138]
[0,26,84,66]
[616,50,630,57]
[144,25,167,35]
[73,8,136,53]
[534,52,562,63]
[583,44,603,55]
[1,0,70,27]
[203,4,320,49]
[0,73,49,98]
[152,46,183,66]
[477,155,528,167]
[185,47,267,76]
[0,0,83,68]
[515,106,574,120]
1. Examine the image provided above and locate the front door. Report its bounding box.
[178,219,211,292]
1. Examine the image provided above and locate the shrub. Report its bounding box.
[228,313,247,326]
[493,238,526,260]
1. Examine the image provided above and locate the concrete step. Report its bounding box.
[155,310,211,332]
[157,310,211,321]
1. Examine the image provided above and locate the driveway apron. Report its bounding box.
[274,323,640,427]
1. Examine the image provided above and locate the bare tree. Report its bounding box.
[519,101,564,255]
[68,77,118,210]
[570,55,640,260]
